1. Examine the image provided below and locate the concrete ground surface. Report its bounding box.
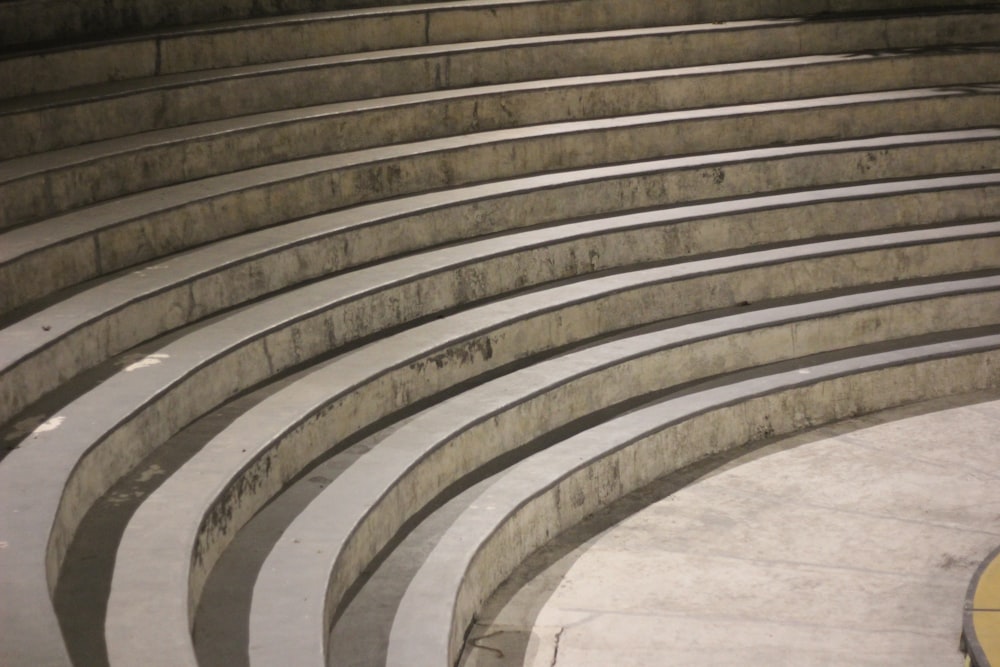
[459,391,1000,667]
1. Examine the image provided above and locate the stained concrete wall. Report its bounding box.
[0,0,455,49]
[1,0,991,51]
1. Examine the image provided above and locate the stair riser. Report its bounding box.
[0,4,996,667]
[4,167,1000,432]
[4,178,998,437]
[4,49,997,228]
[396,344,1000,666]
[39,231,1000,599]
[236,285,1000,667]
[3,0,987,67]
[6,120,999,319]
[338,297,1000,667]
[3,12,997,158]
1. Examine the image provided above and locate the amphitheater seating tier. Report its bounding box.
[0,2,998,666]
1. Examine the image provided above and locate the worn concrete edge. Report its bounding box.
[2,15,939,113]
[2,168,998,432]
[3,10,996,159]
[4,126,998,319]
[6,49,994,223]
[0,0,798,57]
[2,0,989,54]
[0,0,468,52]
[5,48,997,185]
[4,225,994,667]
[142,284,1000,666]
[5,0,983,63]
[8,99,994,263]
[385,335,1000,667]
[0,0,856,101]
[245,283,1000,667]
[0,19,824,114]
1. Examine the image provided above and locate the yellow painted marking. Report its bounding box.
[973,611,1000,665]
[976,556,1000,610]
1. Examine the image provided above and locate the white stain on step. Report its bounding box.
[132,264,170,277]
[123,353,170,372]
[4,414,48,441]
[106,491,145,506]
[0,415,69,444]
[33,415,66,434]
[136,464,165,483]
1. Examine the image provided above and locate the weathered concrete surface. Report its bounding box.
[387,336,1000,666]
[5,125,999,317]
[462,393,1000,667]
[5,11,999,158]
[7,49,996,228]
[3,1,992,92]
[249,281,1000,667]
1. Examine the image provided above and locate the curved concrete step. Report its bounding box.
[3,122,998,388]
[3,10,996,158]
[8,1,976,98]
[95,231,996,663]
[493,393,1000,667]
[6,94,998,318]
[386,333,1000,667]
[5,0,990,53]
[239,280,1000,667]
[6,46,996,228]
[4,161,999,432]
[0,0,450,51]
[1,5,996,666]
[4,220,997,667]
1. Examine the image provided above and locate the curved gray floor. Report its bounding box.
[461,391,1000,667]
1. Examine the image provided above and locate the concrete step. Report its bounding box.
[386,331,1000,667]
[5,107,999,313]
[5,157,999,431]
[237,281,1000,667]
[5,94,998,318]
[470,392,1000,667]
[1,4,997,667]
[99,226,997,664]
[2,10,996,158]
[5,220,998,667]
[3,0,987,72]
[0,0,447,50]
[6,46,996,228]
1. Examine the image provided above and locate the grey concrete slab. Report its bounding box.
[3,11,997,157]
[6,47,995,228]
[246,280,1000,667]
[4,222,995,667]
[5,121,999,316]
[463,396,1000,667]
[4,167,999,431]
[387,335,1000,667]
